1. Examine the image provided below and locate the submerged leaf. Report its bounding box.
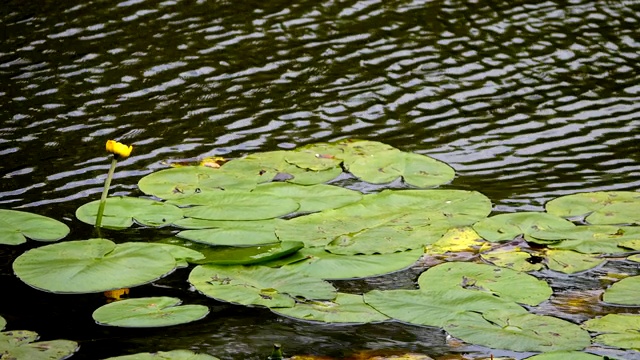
[0,209,70,245]
[93,297,209,328]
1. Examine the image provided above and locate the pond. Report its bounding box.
[1,0,640,359]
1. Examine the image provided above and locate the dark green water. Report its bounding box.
[1,0,639,359]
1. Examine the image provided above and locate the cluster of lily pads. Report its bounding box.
[1,140,640,359]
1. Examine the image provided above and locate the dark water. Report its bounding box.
[1,0,640,359]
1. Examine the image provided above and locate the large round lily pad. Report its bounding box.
[271,293,388,324]
[13,238,177,293]
[0,330,78,360]
[251,182,363,213]
[528,225,640,254]
[104,350,220,360]
[93,297,209,328]
[473,212,576,242]
[417,262,552,306]
[444,309,591,352]
[189,264,336,308]
[138,165,257,200]
[76,196,183,229]
[546,191,640,225]
[0,209,70,245]
[583,314,640,351]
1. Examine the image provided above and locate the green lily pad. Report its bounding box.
[76,196,183,229]
[193,241,304,265]
[524,352,605,360]
[583,314,640,351]
[298,140,398,167]
[546,191,640,225]
[13,238,176,293]
[545,249,605,274]
[0,330,78,360]
[473,212,576,242]
[347,149,455,187]
[364,288,528,328]
[444,309,591,352]
[417,262,552,306]
[602,275,640,305]
[0,316,5,331]
[251,182,363,213]
[150,243,205,268]
[480,248,545,272]
[0,209,70,245]
[169,191,299,221]
[92,297,209,328]
[220,150,341,185]
[325,224,445,255]
[104,349,220,360]
[271,293,388,324]
[283,150,343,171]
[280,247,423,280]
[137,165,257,200]
[176,219,282,247]
[189,264,336,308]
[528,226,640,254]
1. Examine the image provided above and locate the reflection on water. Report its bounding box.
[1,0,640,359]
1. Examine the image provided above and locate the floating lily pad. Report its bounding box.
[325,224,445,255]
[364,288,528,328]
[0,316,5,331]
[546,191,640,225]
[76,196,183,229]
[545,249,605,274]
[0,209,70,245]
[425,227,487,255]
[444,309,591,352]
[528,226,640,254]
[271,293,388,324]
[193,241,304,265]
[524,352,605,360]
[169,191,299,221]
[251,182,363,213]
[583,314,640,351]
[0,330,78,360]
[283,150,343,171]
[189,264,336,308]
[480,248,545,272]
[417,262,552,306]
[602,275,640,305]
[137,165,257,200]
[150,243,205,268]
[13,238,176,293]
[176,219,282,246]
[93,297,209,328]
[280,247,423,280]
[473,212,576,242]
[104,349,220,360]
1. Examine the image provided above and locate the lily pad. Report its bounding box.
[583,314,640,351]
[480,248,545,272]
[193,241,304,265]
[602,275,640,305]
[280,247,423,280]
[13,238,176,293]
[137,165,256,200]
[150,243,205,268]
[528,226,640,254]
[76,196,183,229]
[325,224,444,255]
[104,349,220,360]
[546,191,640,225]
[524,352,605,360]
[176,219,282,247]
[472,212,576,242]
[417,262,552,306]
[425,227,487,255]
[0,330,78,360]
[251,182,362,213]
[189,264,336,308]
[169,191,299,221]
[545,249,605,274]
[0,316,5,331]
[271,293,388,324]
[364,288,528,328]
[92,297,209,328]
[444,309,591,352]
[0,209,70,245]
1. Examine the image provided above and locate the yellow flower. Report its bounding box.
[106,140,133,159]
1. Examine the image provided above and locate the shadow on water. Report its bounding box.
[1,0,640,358]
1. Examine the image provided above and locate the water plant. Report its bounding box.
[95,139,133,228]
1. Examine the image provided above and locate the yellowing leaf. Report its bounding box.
[425,227,485,255]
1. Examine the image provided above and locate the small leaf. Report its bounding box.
[0,209,69,245]
[93,297,209,328]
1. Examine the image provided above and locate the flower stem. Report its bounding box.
[95,156,118,228]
